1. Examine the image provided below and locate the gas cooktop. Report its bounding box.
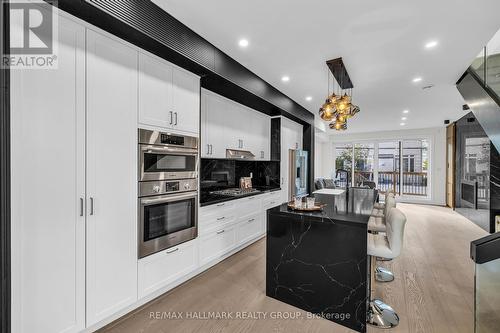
[209,188,261,197]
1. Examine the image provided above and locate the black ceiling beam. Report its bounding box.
[51,0,314,125]
[326,57,354,89]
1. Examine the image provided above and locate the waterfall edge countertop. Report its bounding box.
[266,203,372,333]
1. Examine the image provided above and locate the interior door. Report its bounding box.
[86,29,138,325]
[10,14,86,333]
[446,124,456,208]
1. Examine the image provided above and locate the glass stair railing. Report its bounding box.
[471,233,500,333]
[470,28,500,101]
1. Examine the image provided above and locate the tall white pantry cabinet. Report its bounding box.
[11,17,137,333]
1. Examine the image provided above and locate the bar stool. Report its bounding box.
[372,192,395,215]
[368,194,396,233]
[367,207,407,328]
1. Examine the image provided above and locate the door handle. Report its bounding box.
[169,111,173,125]
[174,112,178,125]
[89,197,94,215]
[80,197,84,217]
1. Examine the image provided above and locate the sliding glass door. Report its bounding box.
[378,141,401,195]
[354,143,374,186]
[334,138,431,199]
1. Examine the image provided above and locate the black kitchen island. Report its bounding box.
[266,201,371,332]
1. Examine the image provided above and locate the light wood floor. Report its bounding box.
[100,204,487,333]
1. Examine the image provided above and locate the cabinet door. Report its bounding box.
[249,111,270,160]
[86,29,138,325]
[10,15,86,333]
[205,92,231,158]
[138,52,173,128]
[172,67,200,134]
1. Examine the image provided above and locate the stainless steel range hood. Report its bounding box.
[226,149,255,159]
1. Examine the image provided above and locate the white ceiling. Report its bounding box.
[153,0,500,134]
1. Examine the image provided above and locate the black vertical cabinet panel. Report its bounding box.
[0,1,10,332]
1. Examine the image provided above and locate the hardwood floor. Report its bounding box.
[100,203,487,333]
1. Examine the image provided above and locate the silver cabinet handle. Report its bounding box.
[174,112,178,125]
[216,229,225,234]
[89,197,94,215]
[247,218,255,223]
[166,247,179,254]
[270,201,276,205]
[281,177,284,185]
[80,198,84,217]
[169,111,173,125]
[210,144,213,155]
[216,203,225,207]
[217,216,226,221]
[207,144,210,155]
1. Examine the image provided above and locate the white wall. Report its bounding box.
[327,127,447,206]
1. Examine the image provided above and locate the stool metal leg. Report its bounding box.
[375,266,394,282]
[367,256,399,328]
[368,299,400,328]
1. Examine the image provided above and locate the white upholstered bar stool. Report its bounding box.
[372,192,395,217]
[367,207,407,328]
[368,194,396,234]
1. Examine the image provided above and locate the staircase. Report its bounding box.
[457,30,500,152]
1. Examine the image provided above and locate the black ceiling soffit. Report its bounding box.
[50,0,313,125]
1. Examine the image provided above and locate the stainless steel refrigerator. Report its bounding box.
[288,149,308,200]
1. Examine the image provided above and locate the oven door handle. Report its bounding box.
[140,145,198,156]
[141,192,198,205]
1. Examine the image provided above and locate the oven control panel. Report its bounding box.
[139,179,198,197]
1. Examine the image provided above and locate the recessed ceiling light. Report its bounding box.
[238,39,249,48]
[412,77,422,83]
[401,117,407,121]
[403,110,409,114]
[425,40,439,49]
[400,122,406,126]
[281,76,290,82]
[305,96,312,101]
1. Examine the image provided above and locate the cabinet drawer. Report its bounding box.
[199,225,237,265]
[199,213,236,235]
[200,200,235,214]
[237,196,262,216]
[237,213,262,245]
[138,240,198,299]
[262,191,281,209]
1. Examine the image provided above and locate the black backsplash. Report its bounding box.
[200,158,280,204]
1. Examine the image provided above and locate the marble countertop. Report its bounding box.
[313,188,345,195]
[268,203,370,227]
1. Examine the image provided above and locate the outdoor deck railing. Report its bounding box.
[353,171,428,196]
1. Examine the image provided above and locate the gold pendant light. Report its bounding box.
[319,59,360,131]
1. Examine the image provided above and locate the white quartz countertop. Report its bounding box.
[313,189,346,195]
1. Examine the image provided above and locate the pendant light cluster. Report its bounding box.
[319,58,360,131]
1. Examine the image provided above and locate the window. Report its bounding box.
[333,138,431,198]
[354,143,374,186]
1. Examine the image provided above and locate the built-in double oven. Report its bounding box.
[138,129,199,258]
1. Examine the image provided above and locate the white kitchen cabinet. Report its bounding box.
[172,67,200,134]
[201,89,270,159]
[138,52,200,134]
[10,14,86,333]
[86,29,138,326]
[138,240,198,298]
[138,52,173,129]
[199,224,238,265]
[280,117,303,203]
[237,213,263,245]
